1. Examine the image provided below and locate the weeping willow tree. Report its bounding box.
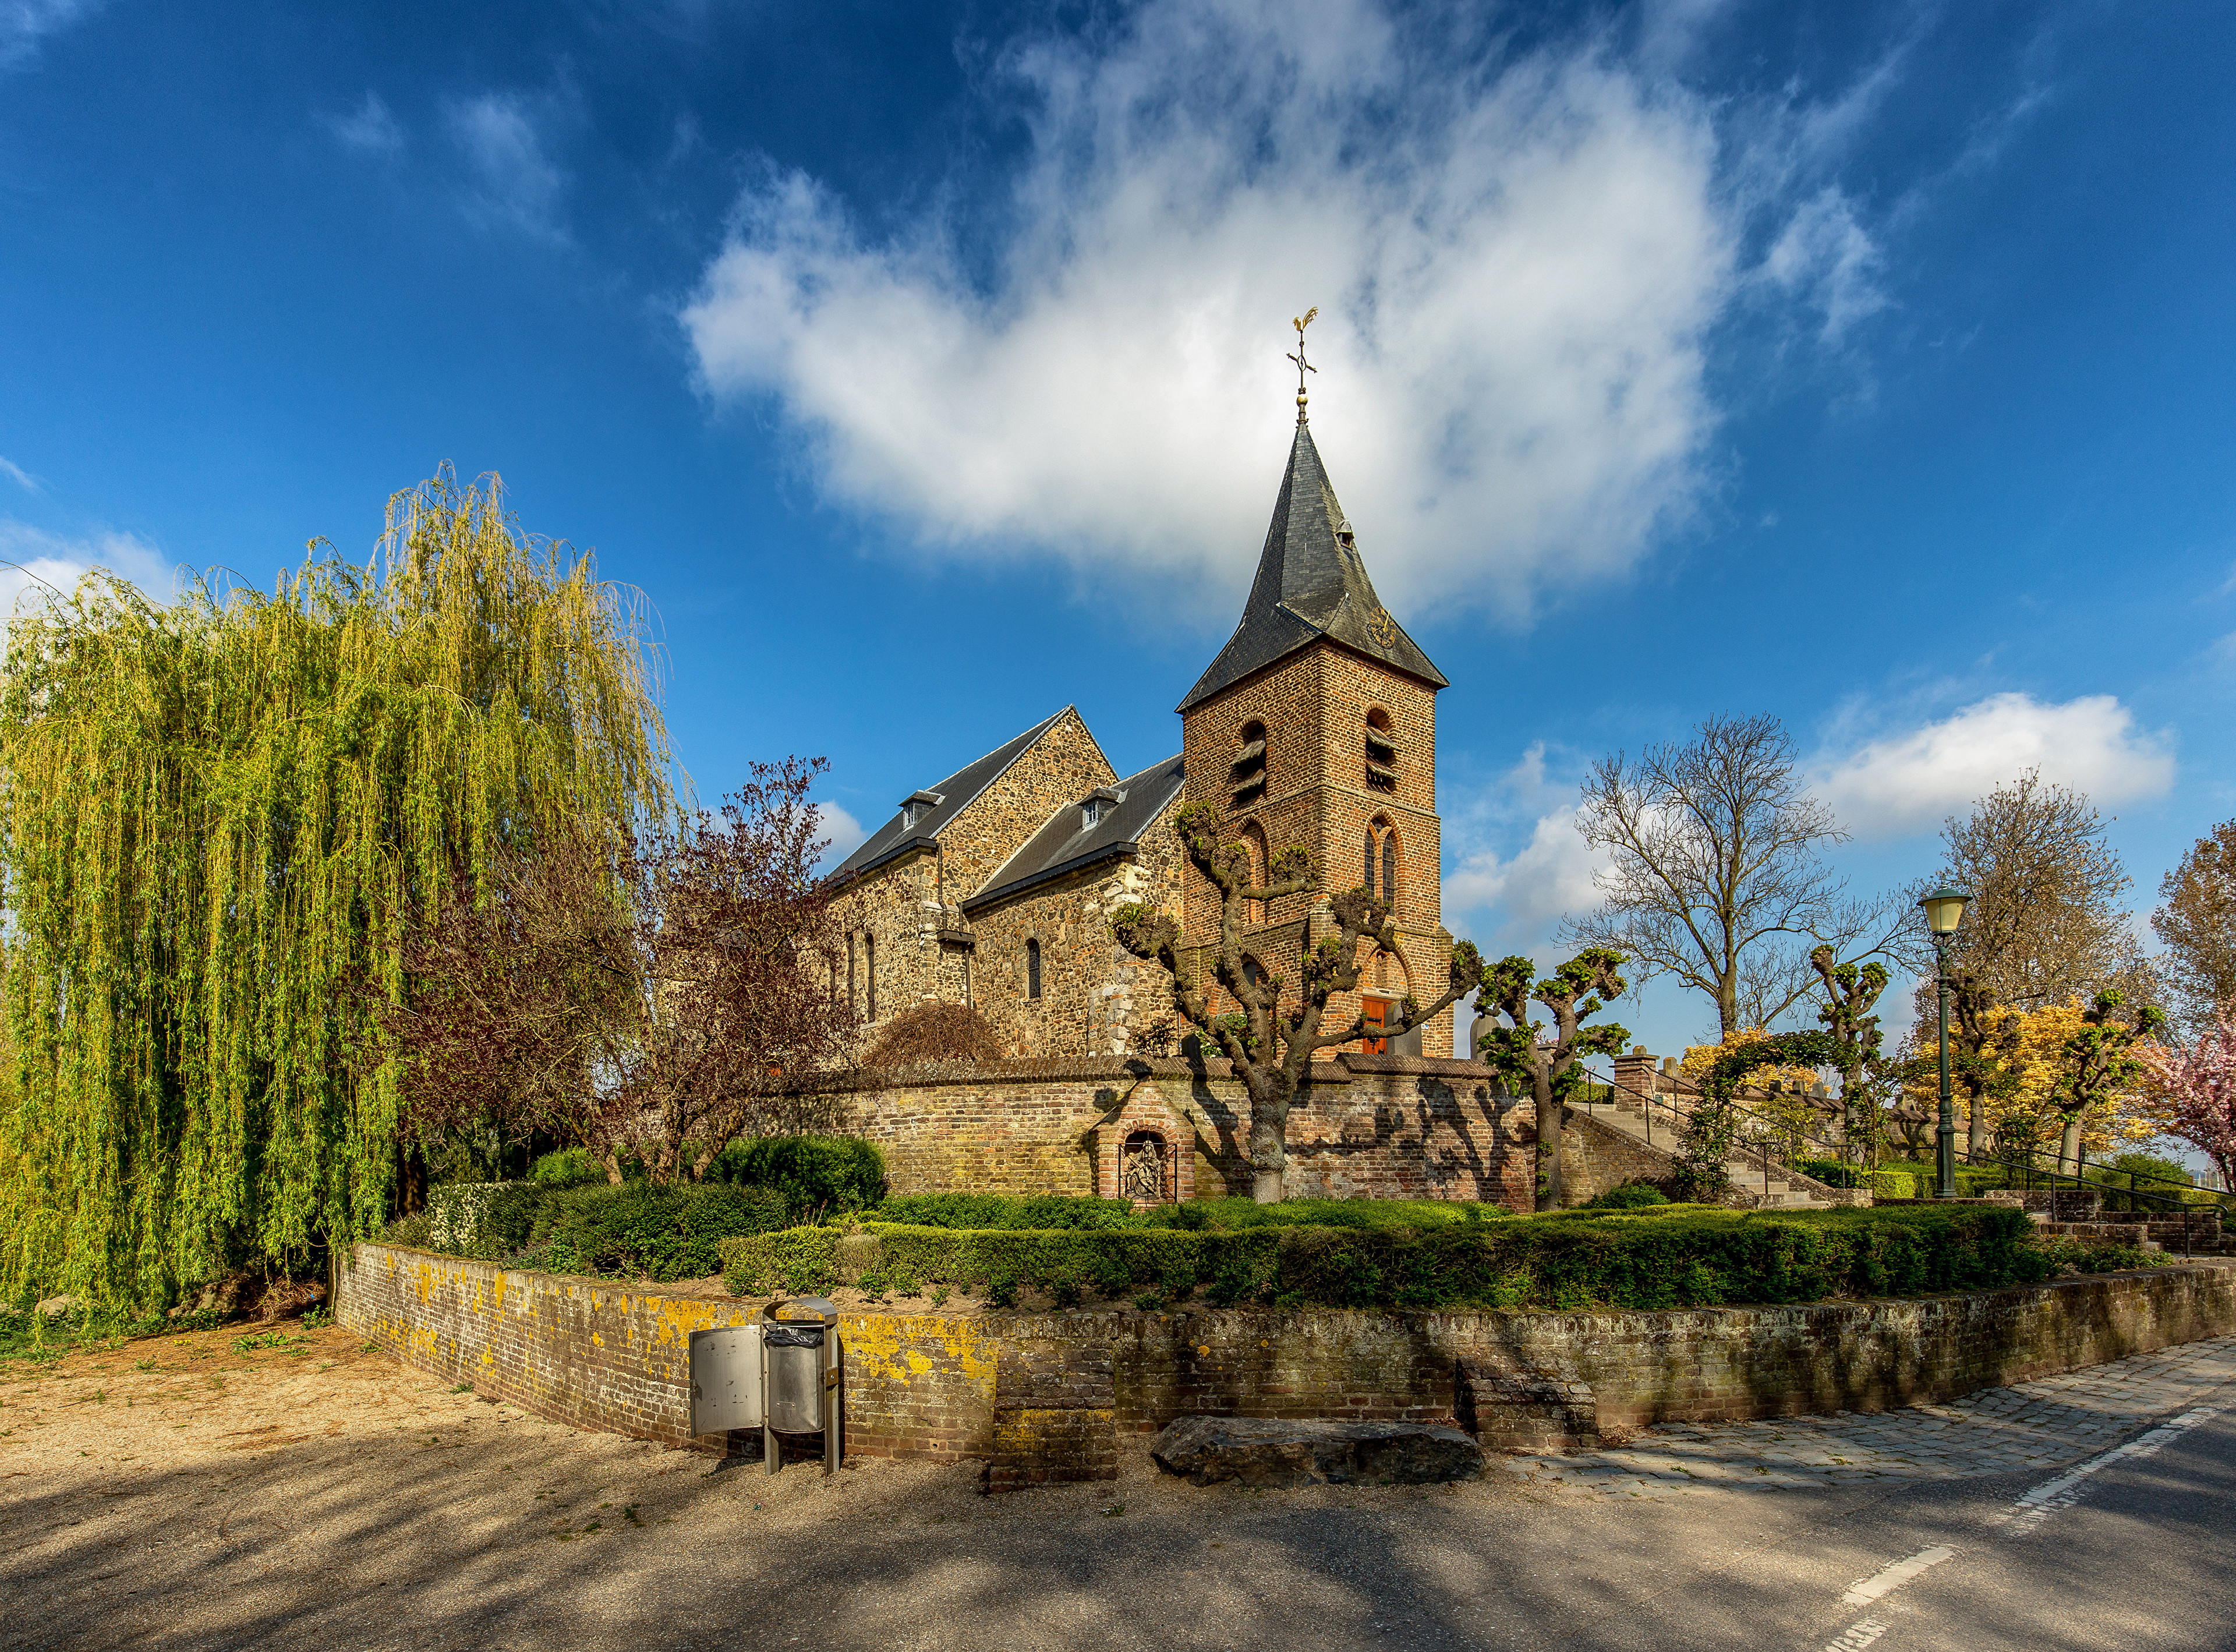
[0,469,671,1306]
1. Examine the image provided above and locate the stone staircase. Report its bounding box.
[1583,1086,1838,1209]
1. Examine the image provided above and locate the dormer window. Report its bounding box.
[898,788,943,832]
[1231,721,1268,810]
[1365,708,1397,791]
[1081,786,1122,832]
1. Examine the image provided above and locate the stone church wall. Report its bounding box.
[808,1054,1532,1208]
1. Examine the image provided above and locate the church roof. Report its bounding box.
[1177,421,1447,713]
[828,708,1072,884]
[963,752,1187,913]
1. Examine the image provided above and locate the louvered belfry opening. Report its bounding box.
[1231,720,1268,809]
[1365,706,1397,791]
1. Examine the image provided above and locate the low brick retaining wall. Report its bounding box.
[339,1243,2236,1482]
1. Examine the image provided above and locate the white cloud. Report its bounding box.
[1759,185,1888,344]
[683,0,1741,621]
[1,0,98,70]
[814,800,868,868]
[0,455,39,493]
[326,91,404,157]
[1441,742,1608,961]
[0,519,178,618]
[1813,692,2175,839]
[447,91,567,240]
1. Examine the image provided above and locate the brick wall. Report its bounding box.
[342,1244,2236,1476]
[1179,640,1453,1059]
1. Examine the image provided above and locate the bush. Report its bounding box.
[1796,1158,1862,1189]
[876,1193,1142,1230]
[722,1204,2053,1311]
[708,1135,887,1222]
[1585,1181,1669,1210]
[526,1183,788,1282]
[1867,1169,1915,1200]
[862,1003,1006,1067]
[529,1148,606,1188]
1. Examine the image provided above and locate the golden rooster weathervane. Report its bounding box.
[1287,306,1318,422]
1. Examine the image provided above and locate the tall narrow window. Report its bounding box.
[848,932,858,1010]
[1230,720,1268,809]
[864,932,877,1020]
[1241,821,1269,925]
[1026,938,1042,1000]
[1367,818,1399,907]
[1365,708,1398,791]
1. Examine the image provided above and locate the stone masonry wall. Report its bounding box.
[342,1244,2236,1477]
[819,1055,1533,1207]
[967,794,1188,1060]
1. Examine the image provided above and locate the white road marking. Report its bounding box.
[2000,1405,2221,1535]
[1839,1544,1957,1607]
[1819,1402,2227,1648]
[1822,1617,1890,1651]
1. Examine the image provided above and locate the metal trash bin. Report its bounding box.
[760,1297,841,1476]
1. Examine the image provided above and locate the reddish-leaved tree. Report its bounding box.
[382,756,856,1182]
[2139,1005,2236,1190]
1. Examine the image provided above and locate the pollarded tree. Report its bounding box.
[1473,950,1629,1210]
[1811,945,1890,1158]
[1112,801,1483,1203]
[2044,989,2166,1177]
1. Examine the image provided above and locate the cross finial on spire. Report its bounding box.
[1287,306,1318,423]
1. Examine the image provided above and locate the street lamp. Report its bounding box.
[1917,886,1970,1200]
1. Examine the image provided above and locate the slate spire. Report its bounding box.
[1177,422,1448,713]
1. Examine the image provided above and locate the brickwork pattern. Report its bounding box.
[985,1336,1120,1490]
[1180,641,1452,1059]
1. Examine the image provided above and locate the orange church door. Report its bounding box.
[1361,995,1391,1055]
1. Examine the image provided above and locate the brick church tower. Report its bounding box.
[1176,405,1456,1056]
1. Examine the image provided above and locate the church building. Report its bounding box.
[829,395,1458,1066]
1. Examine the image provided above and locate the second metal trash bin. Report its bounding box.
[760,1297,841,1476]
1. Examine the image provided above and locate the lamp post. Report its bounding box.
[1917,886,1970,1200]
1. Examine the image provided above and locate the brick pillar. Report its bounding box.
[1612,1045,1655,1102]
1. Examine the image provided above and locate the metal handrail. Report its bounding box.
[1948,1144,2223,1260]
[1575,1067,1854,1200]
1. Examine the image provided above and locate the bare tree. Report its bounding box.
[383,757,857,1183]
[1474,950,1629,1209]
[1113,801,1483,1203]
[1562,713,1887,1036]
[2153,819,2236,1032]
[1926,770,2135,1013]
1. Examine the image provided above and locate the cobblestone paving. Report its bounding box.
[1501,1333,2236,1499]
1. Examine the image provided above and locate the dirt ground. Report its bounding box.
[8,1322,2212,1652]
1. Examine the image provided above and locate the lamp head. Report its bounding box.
[1917,886,1969,937]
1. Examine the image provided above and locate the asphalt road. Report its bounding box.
[6,1328,2233,1652]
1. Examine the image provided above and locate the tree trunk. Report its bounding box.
[1967,1090,1986,1157]
[2058,1115,2083,1179]
[1534,1068,1564,1212]
[1247,1074,1293,1204]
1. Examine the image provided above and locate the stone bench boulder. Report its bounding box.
[1150,1416,1484,1488]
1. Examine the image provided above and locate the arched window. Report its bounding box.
[1365,708,1397,791]
[1367,818,1399,907]
[1026,938,1042,1000]
[1240,820,1269,925]
[1231,720,1268,810]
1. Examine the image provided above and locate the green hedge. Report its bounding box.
[875,1193,1497,1233]
[723,1204,2050,1311]
[709,1137,887,1221]
[419,1181,787,1281]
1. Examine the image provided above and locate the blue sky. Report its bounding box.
[3,0,2232,1060]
